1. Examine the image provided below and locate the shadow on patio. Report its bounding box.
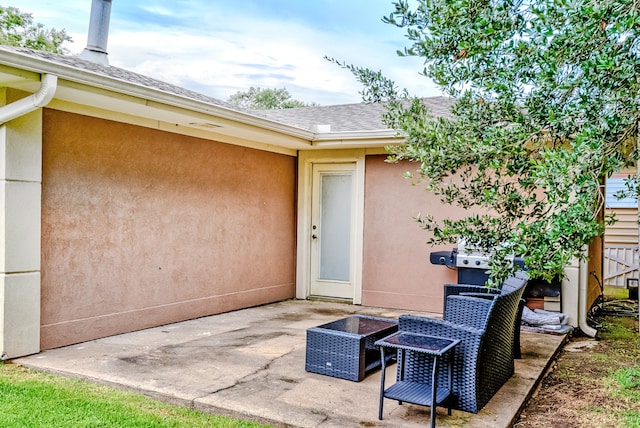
[15,299,566,427]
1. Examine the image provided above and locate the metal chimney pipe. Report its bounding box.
[79,0,112,66]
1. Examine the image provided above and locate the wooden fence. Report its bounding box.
[604,245,639,287]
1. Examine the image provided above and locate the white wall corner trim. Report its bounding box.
[0,75,50,358]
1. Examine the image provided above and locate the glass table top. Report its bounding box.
[318,316,397,335]
[380,332,458,353]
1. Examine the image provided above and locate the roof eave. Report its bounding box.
[0,48,404,150]
[0,48,316,139]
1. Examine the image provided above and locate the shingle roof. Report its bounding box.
[2,46,453,134]
[254,97,453,132]
[3,46,240,110]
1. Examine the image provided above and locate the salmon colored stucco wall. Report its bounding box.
[40,110,296,349]
[362,155,462,313]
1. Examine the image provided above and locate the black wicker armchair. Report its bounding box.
[443,272,529,358]
[394,271,528,414]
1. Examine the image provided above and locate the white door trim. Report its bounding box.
[296,150,365,304]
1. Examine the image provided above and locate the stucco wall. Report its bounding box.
[362,155,459,313]
[41,110,296,349]
[362,155,603,317]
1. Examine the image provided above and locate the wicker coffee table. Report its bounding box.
[305,315,398,381]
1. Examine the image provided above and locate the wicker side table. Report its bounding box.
[305,315,398,381]
[376,332,459,427]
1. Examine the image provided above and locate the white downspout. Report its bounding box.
[0,74,58,124]
[579,256,597,337]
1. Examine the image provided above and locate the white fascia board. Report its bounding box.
[309,130,404,149]
[313,129,399,140]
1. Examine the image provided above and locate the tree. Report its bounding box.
[0,5,71,54]
[228,87,317,109]
[337,0,640,284]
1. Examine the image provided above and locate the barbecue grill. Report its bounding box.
[429,241,523,285]
[429,241,560,301]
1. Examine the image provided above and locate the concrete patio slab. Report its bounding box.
[14,299,566,427]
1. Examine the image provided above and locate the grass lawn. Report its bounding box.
[0,362,271,427]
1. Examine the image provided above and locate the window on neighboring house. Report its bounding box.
[606,177,637,209]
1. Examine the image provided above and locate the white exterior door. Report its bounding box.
[309,163,356,299]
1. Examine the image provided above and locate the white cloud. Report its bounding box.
[17,0,443,105]
[137,5,175,17]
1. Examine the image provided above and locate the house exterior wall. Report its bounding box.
[40,110,296,349]
[605,172,638,246]
[361,155,458,313]
[604,207,638,246]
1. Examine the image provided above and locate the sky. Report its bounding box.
[16,0,442,105]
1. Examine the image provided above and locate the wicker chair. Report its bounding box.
[396,271,528,414]
[443,272,529,358]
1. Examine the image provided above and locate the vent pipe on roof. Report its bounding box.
[79,0,112,66]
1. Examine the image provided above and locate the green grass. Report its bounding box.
[603,285,631,300]
[599,309,640,428]
[0,363,271,427]
[612,367,640,400]
[610,367,640,428]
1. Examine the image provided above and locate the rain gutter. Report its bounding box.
[0,73,57,125]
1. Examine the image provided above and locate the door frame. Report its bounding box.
[296,149,365,304]
[309,162,356,298]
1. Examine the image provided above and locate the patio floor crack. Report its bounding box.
[192,345,296,401]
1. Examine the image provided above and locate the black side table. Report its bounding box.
[375,332,459,428]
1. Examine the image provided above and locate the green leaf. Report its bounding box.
[334,0,640,282]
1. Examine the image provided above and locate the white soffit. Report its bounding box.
[51,81,313,153]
